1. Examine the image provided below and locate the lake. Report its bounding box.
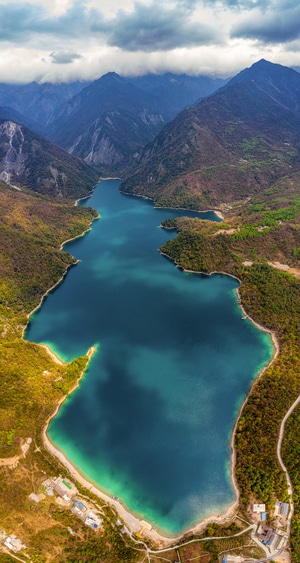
[26,179,273,535]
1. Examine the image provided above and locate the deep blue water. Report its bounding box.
[26,180,273,535]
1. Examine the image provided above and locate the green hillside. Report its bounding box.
[121,60,300,210]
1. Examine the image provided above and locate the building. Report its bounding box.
[72,500,87,519]
[42,478,55,496]
[4,535,26,553]
[276,501,289,517]
[253,503,266,513]
[54,477,77,502]
[29,492,45,503]
[84,511,102,530]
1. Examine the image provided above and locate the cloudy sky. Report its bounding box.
[0,0,299,83]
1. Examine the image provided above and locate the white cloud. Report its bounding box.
[0,0,299,83]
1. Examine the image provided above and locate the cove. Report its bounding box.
[26,179,273,536]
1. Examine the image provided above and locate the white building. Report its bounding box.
[84,511,102,530]
[4,534,26,553]
[54,477,77,502]
[253,503,266,513]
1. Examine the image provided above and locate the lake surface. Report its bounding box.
[26,180,273,535]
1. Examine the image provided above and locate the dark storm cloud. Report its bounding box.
[49,51,83,64]
[105,3,219,51]
[231,1,300,43]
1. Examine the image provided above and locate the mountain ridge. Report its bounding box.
[120,59,300,209]
[46,71,228,172]
[0,118,98,199]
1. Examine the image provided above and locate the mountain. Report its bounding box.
[0,71,229,189]
[0,81,89,132]
[120,60,300,210]
[128,73,228,120]
[219,58,300,112]
[0,106,40,132]
[47,72,227,173]
[47,72,168,171]
[0,119,98,199]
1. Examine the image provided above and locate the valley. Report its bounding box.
[0,59,300,563]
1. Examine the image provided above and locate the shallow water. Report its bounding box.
[26,180,273,535]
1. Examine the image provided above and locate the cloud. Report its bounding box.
[0,0,300,83]
[49,50,83,64]
[0,1,220,50]
[177,0,270,10]
[0,1,107,42]
[105,2,219,51]
[231,1,300,43]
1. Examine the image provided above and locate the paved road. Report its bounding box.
[276,394,300,539]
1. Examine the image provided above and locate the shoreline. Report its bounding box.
[119,188,224,220]
[42,405,238,547]
[41,335,237,544]
[22,261,79,340]
[41,343,179,547]
[23,214,99,341]
[27,183,278,546]
[160,249,280,523]
[39,257,278,546]
[42,429,178,546]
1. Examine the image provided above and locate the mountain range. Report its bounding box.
[120,59,300,209]
[0,80,90,132]
[1,60,300,204]
[0,72,227,179]
[47,72,227,171]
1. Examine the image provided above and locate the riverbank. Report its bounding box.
[120,187,224,219]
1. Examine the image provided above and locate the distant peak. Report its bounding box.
[101,71,122,81]
[250,58,290,72]
[254,58,270,65]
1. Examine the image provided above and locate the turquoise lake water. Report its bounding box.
[26,179,273,535]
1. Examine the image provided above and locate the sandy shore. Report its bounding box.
[39,264,279,548]
[40,252,278,546]
[39,344,65,365]
[43,405,238,547]
[41,343,178,547]
[214,210,225,220]
[43,431,177,546]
